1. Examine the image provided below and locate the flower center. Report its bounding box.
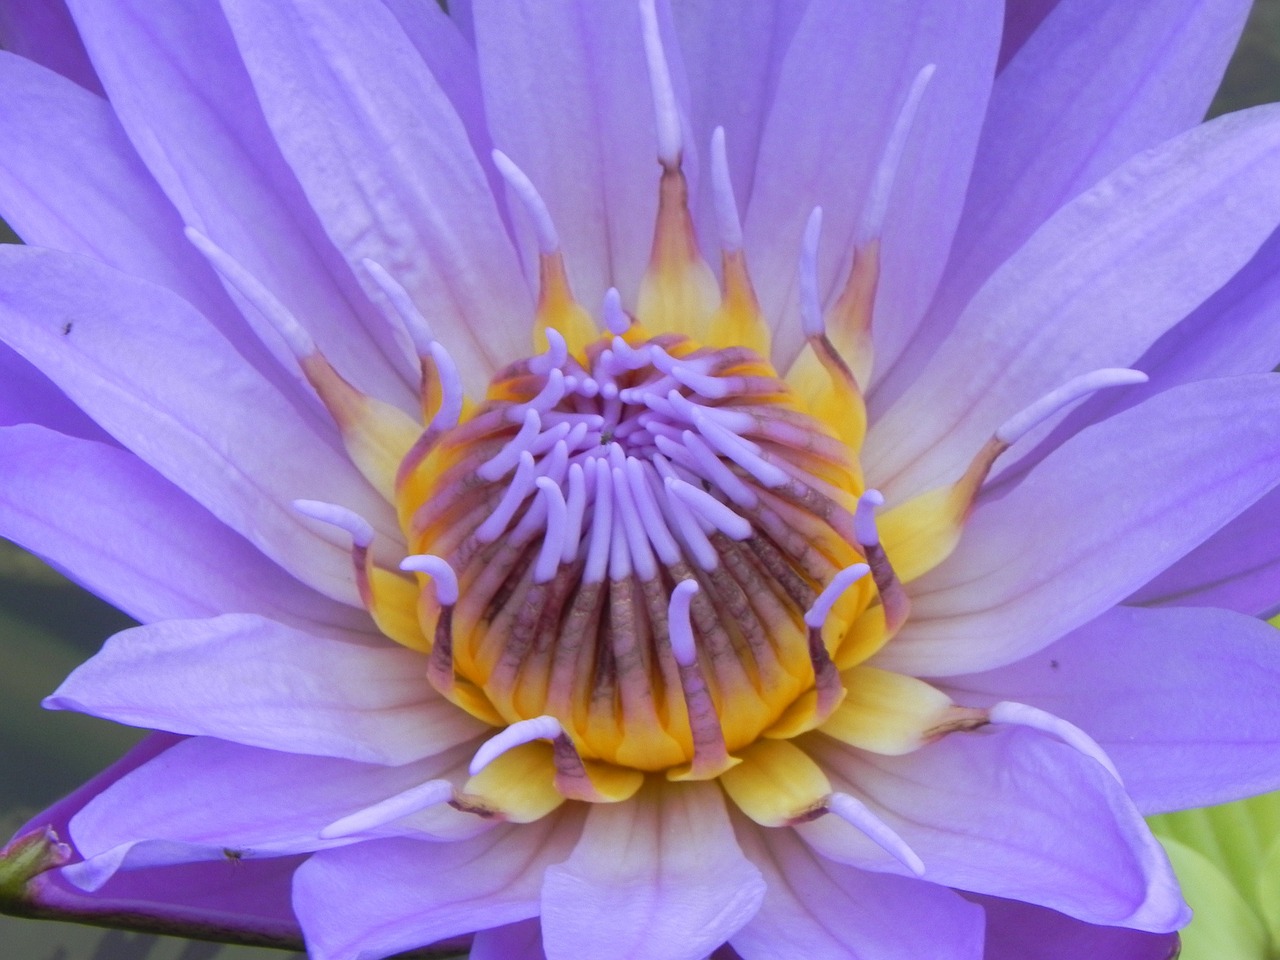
[403,326,869,776]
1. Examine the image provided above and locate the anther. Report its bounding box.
[534,478,568,583]
[988,701,1123,784]
[492,149,560,256]
[639,0,682,169]
[363,258,435,356]
[583,459,616,583]
[667,581,736,780]
[601,288,632,335]
[527,328,569,377]
[562,463,588,564]
[478,409,541,481]
[799,207,826,339]
[612,464,659,581]
[957,368,1150,507]
[824,64,932,389]
[401,554,459,695]
[710,127,743,253]
[293,499,375,607]
[469,715,564,776]
[665,477,753,539]
[804,563,870,720]
[804,563,871,628]
[524,367,568,414]
[856,65,935,246]
[188,228,316,360]
[475,452,537,544]
[825,792,926,876]
[319,779,454,840]
[693,413,790,488]
[996,369,1149,447]
[425,341,464,432]
[292,499,374,550]
[853,490,910,634]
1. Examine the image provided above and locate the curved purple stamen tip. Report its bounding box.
[292,499,375,549]
[400,554,459,606]
[668,579,700,666]
[805,563,871,628]
[854,489,886,547]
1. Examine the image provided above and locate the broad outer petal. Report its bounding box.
[943,605,1280,814]
[883,0,1251,404]
[997,0,1061,68]
[0,245,398,603]
[731,820,984,960]
[63,737,483,890]
[470,919,545,960]
[974,894,1181,960]
[0,424,374,638]
[745,0,1002,369]
[0,52,290,393]
[65,0,416,406]
[990,223,1280,489]
[878,375,1280,676]
[377,0,499,203]
[0,344,107,440]
[0,0,102,93]
[8,734,305,948]
[45,614,486,765]
[294,815,583,960]
[868,105,1280,501]
[799,728,1187,931]
[541,781,765,960]
[221,0,533,392]
[1131,485,1280,618]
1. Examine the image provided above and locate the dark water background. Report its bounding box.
[2,2,1279,955]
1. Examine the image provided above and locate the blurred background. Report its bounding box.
[2,1,1279,957]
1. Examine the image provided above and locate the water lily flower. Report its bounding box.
[2,1,1280,959]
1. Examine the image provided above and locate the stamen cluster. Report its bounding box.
[407,328,868,774]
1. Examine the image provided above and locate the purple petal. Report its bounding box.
[799,727,1187,931]
[669,0,809,257]
[731,821,984,960]
[472,0,690,311]
[293,816,582,960]
[0,424,374,638]
[0,52,301,393]
[997,0,1061,68]
[993,223,1280,488]
[378,0,500,205]
[0,245,399,603]
[944,604,1280,813]
[221,0,533,393]
[0,0,101,93]
[0,344,108,440]
[886,0,1251,406]
[10,734,305,946]
[974,894,1181,960]
[743,0,1002,368]
[63,737,483,889]
[45,614,486,764]
[542,782,765,960]
[34,854,307,947]
[1132,484,1280,617]
[470,919,545,960]
[65,0,416,405]
[879,375,1280,676]
[868,105,1280,501]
